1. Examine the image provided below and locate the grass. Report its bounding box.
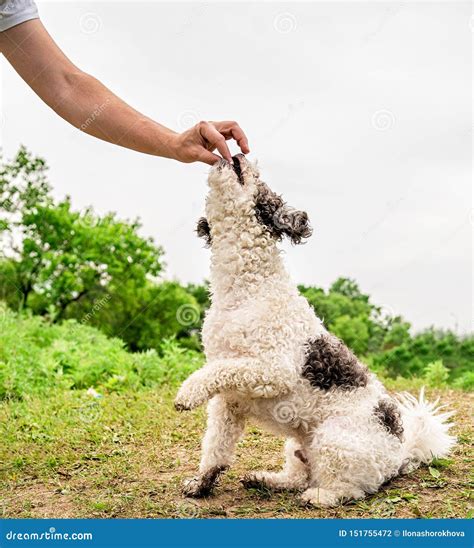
[0,385,472,518]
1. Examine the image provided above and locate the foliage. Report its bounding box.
[113,281,201,351]
[371,329,473,384]
[330,314,369,356]
[423,360,449,388]
[453,371,474,391]
[0,304,202,400]
[63,280,200,352]
[0,147,163,321]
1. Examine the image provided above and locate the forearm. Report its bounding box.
[49,70,179,159]
[0,19,249,164]
[1,20,179,159]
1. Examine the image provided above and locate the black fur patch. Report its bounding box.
[240,475,268,490]
[374,400,404,441]
[196,217,212,247]
[302,335,369,391]
[254,184,312,245]
[232,156,244,185]
[294,449,309,464]
[185,465,228,498]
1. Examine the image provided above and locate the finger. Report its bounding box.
[229,124,250,154]
[199,122,232,162]
[197,148,222,166]
[211,121,250,154]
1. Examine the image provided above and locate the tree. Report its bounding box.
[330,277,369,303]
[0,147,163,321]
[330,314,370,355]
[111,281,201,352]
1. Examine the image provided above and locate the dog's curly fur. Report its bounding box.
[175,155,455,507]
[302,335,369,391]
[374,399,405,441]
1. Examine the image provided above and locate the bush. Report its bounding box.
[453,371,474,391]
[0,304,202,400]
[423,360,449,388]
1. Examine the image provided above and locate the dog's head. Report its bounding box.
[197,154,312,247]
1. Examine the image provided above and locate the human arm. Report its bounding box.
[0,19,249,164]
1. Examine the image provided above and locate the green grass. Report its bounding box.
[1,385,472,518]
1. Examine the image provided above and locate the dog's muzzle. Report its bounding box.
[232,154,245,185]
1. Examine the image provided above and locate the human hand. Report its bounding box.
[171,120,250,165]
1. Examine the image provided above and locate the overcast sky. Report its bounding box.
[1,1,472,333]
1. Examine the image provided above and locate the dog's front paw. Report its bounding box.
[174,378,208,412]
[183,465,229,498]
[183,476,207,497]
[174,390,207,412]
[174,399,191,412]
[300,487,340,508]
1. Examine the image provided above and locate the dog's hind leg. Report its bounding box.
[242,439,309,491]
[183,396,245,498]
[299,419,387,507]
[175,358,294,411]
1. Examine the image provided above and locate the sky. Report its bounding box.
[0,1,472,333]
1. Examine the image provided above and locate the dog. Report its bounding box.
[174,154,455,507]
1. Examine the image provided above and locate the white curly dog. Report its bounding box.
[174,154,455,507]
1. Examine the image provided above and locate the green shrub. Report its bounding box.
[453,371,474,391]
[423,360,449,387]
[0,304,202,399]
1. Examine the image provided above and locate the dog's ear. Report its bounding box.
[196,217,212,247]
[255,184,312,244]
[273,207,313,244]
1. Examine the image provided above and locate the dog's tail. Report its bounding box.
[397,387,455,474]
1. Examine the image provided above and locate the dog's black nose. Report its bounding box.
[232,154,245,185]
